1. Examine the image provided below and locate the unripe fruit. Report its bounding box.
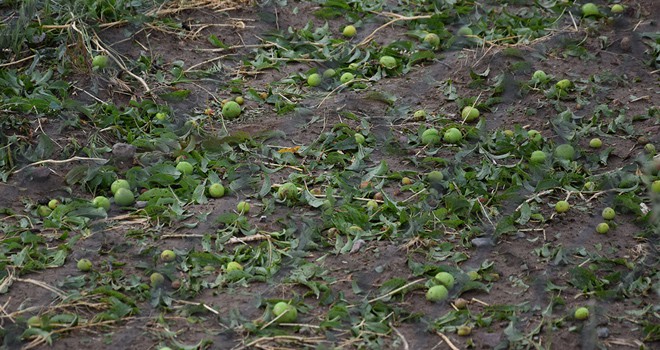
[413,110,427,120]
[92,55,109,69]
[527,130,542,142]
[530,150,547,164]
[307,73,322,87]
[379,56,397,69]
[589,138,602,148]
[160,250,176,262]
[601,207,615,220]
[114,188,135,207]
[556,79,572,90]
[421,128,441,145]
[150,272,165,286]
[581,3,600,17]
[92,196,111,211]
[235,96,244,105]
[443,128,462,144]
[37,205,52,217]
[461,106,479,122]
[77,259,92,272]
[111,179,130,195]
[237,201,250,214]
[222,101,242,119]
[532,70,547,81]
[423,33,440,48]
[596,222,609,234]
[272,302,298,323]
[434,272,455,289]
[354,133,365,145]
[208,183,225,198]
[555,200,570,213]
[575,307,589,320]
[340,72,354,84]
[426,285,449,302]
[176,161,193,175]
[652,180,660,193]
[555,144,576,160]
[457,326,472,336]
[323,69,336,78]
[611,4,624,14]
[342,25,356,37]
[366,200,378,211]
[48,199,60,210]
[277,182,299,200]
[427,171,444,183]
[226,261,243,272]
[457,26,472,36]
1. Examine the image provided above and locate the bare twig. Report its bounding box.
[12,156,107,175]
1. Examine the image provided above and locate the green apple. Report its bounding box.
[323,68,336,78]
[575,307,589,320]
[160,250,176,262]
[150,272,165,286]
[92,196,111,211]
[556,79,572,90]
[111,179,130,195]
[596,222,609,234]
[114,188,135,206]
[226,261,243,272]
[421,128,440,145]
[340,72,354,84]
[423,33,440,48]
[176,161,193,175]
[208,183,225,198]
[277,182,299,200]
[426,285,449,302]
[435,272,455,289]
[427,171,444,183]
[532,70,548,82]
[379,56,397,69]
[92,55,108,69]
[530,150,547,164]
[222,101,242,119]
[602,207,615,220]
[652,180,660,193]
[461,106,479,122]
[37,205,52,217]
[555,144,575,160]
[589,138,602,148]
[342,25,357,37]
[307,73,322,87]
[582,3,600,17]
[555,200,570,213]
[443,128,462,144]
[272,302,298,323]
[354,133,365,145]
[77,258,92,272]
[237,201,250,214]
[611,4,624,14]
[48,199,60,210]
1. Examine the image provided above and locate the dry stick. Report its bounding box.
[391,323,410,350]
[514,189,555,212]
[91,36,151,94]
[316,78,368,109]
[12,156,107,174]
[436,331,460,350]
[172,299,219,314]
[14,277,67,299]
[358,13,432,47]
[240,335,326,349]
[366,278,425,304]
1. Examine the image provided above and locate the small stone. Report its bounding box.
[620,36,631,51]
[112,143,137,162]
[471,237,495,247]
[597,327,609,338]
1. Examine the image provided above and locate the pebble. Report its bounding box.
[112,143,137,162]
[597,327,609,338]
[471,237,495,247]
[620,36,631,51]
